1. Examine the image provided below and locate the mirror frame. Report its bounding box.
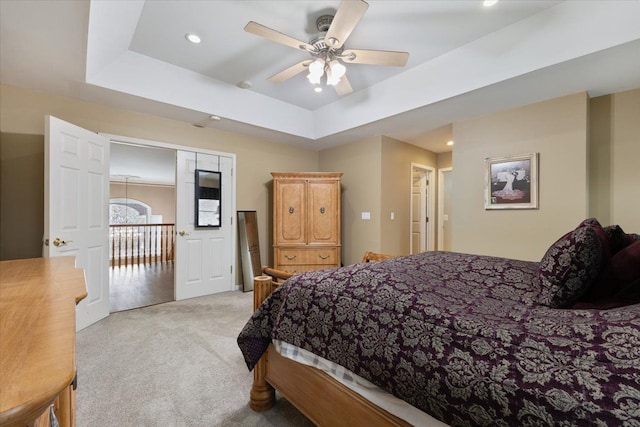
[194,169,222,228]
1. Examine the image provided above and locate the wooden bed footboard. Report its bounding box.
[248,269,412,426]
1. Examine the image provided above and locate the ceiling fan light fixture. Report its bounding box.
[307,72,322,85]
[326,67,341,86]
[329,60,346,79]
[308,58,325,77]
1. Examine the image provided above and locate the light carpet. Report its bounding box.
[76,290,314,426]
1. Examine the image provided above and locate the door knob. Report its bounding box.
[53,237,72,247]
[179,230,189,236]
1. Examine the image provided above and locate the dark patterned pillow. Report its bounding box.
[604,225,630,254]
[570,277,640,310]
[612,239,640,284]
[580,219,615,301]
[537,222,604,308]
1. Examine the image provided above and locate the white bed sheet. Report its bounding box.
[273,340,449,427]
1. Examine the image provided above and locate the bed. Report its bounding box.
[237,219,640,426]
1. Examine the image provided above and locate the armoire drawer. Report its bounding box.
[276,248,337,265]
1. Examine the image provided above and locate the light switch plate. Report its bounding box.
[361,212,371,220]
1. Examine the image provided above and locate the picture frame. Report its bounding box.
[484,153,538,210]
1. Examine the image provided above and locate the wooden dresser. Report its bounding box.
[272,172,342,274]
[0,257,87,427]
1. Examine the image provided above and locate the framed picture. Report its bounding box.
[485,153,538,210]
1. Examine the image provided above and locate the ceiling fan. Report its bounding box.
[244,0,409,96]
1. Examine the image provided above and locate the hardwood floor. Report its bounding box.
[109,262,174,312]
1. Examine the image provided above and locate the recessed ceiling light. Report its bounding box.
[483,0,499,7]
[236,81,252,89]
[314,87,323,93]
[446,140,454,146]
[209,115,221,121]
[185,33,201,44]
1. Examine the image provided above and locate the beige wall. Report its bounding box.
[588,95,612,225]
[319,135,437,265]
[110,182,176,224]
[452,92,589,261]
[589,88,640,232]
[0,133,44,260]
[319,136,382,265]
[380,136,437,257]
[2,83,638,267]
[0,84,319,271]
[438,152,452,169]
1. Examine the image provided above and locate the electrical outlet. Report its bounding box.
[361,212,371,220]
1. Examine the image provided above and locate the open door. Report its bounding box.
[410,164,435,254]
[44,116,110,331]
[175,150,233,300]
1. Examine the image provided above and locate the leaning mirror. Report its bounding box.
[195,169,222,227]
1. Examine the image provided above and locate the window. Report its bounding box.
[109,199,151,224]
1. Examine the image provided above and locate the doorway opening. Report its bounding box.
[410,163,435,254]
[109,142,176,312]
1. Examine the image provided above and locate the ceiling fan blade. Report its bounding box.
[268,60,312,84]
[334,75,353,96]
[341,49,409,67]
[244,21,314,52]
[324,0,369,50]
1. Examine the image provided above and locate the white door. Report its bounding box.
[175,150,233,300]
[438,168,453,251]
[411,172,423,254]
[410,165,435,254]
[44,116,110,331]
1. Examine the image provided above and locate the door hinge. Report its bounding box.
[230,216,233,226]
[230,265,233,274]
[426,217,429,223]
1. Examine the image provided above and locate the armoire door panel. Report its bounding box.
[277,181,306,244]
[308,180,338,244]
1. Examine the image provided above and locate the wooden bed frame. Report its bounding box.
[248,252,413,426]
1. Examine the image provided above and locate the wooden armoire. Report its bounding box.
[272,172,342,274]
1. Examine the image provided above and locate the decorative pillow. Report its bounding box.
[613,277,640,306]
[579,219,615,301]
[570,277,640,310]
[604,225,630,254]
[628,233,640,243]
[537,222,604,308]
[611,239,640,284]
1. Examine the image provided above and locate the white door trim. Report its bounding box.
[438,167,453,251]
[410,163,435,253]
[101,133,238,290]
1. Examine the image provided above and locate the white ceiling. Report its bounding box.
[1,0,640,183]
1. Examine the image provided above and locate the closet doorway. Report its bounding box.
[109,142,176,312]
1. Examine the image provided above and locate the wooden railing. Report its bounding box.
[109,224,175,267]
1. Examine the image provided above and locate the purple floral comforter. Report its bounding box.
[237,252,640,426]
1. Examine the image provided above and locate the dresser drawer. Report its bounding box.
[274,264,338,275]
[276,248,337,265]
